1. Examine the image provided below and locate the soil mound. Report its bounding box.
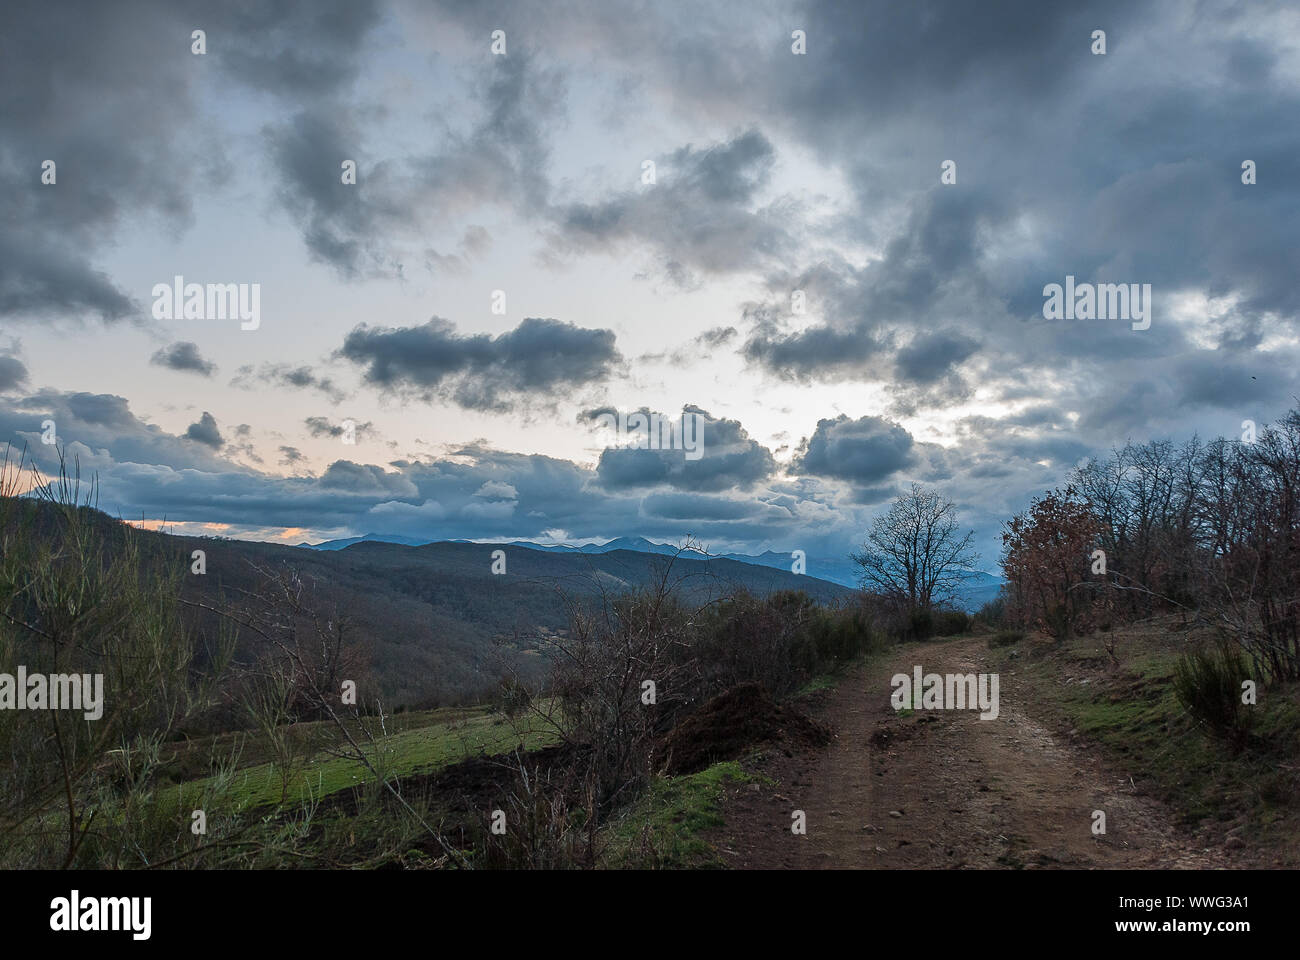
[659,682,832,775]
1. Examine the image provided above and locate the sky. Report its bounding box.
[1,0,1297,572]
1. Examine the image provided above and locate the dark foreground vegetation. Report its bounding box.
[972,408,1300,860]
[0,449,892,869]
[995,407,1300,744]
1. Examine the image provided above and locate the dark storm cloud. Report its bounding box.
[150,341,216,377]
[184,412,223,449]
[469,50,564,215]
[794,415,916,486]
[0,0,379,323]
[211,0,382,97]
[1173,352,1290,410]
[1070,344,1295,440]
[0,356,29,393]
[263,110,379,278]
[0,2,198,322]
[339,316,622,411]
[546,129,793,285]
[591,406,776,493]
[785,0,1135,122]
[896,331,980,384]
[319,460,417,497]
[0,389,229,472]
[742,320,887,382]
[264,51,563,277]
[742,189,1006,383]
[633,0,1300,439]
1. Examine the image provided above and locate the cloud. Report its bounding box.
[895,330,980,384]
[0,390,827,551]
[743,317,888,383]
[639,325,739,365]
[223,423,262,464]
[794,415,917,486]
[546,129,794,286]
[264,50,564,278]
[151,341,216,377]
[0,389,232,473]
[278,445,306,467]
[0,0,380,323]
[697,326,737,348]
[339,316,622,411]
[304,416,377,442]
[641,492,761,521]
[475,480,518,500]
[232,364,346,403]
[5,0,1299,574]
[211,0,381,97]
[319,460,418,497]
[592,406,776,492]
[0,355,29,393]
[184,412,223,448]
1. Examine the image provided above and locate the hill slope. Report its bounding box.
[0,506,845,710]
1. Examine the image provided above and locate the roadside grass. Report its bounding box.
[987,618,1300,853]
[603,760,764,868]
[794,648,884,701]
[795,674,839,697]
[603,653,869,869]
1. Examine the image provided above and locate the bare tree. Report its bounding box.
[851,483,978,611]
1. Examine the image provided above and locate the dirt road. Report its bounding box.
[714,635,1222,869]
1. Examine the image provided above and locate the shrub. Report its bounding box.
[804,604,885,666]
[932,608,971,636]
[496,676,532,718]
[898,606,934,641]
[1173,639,1255,745]
[988,629,1025,648]
[540,582,886,815]
[975,595,1006,627]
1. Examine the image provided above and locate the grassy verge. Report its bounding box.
[987,619,1300,859]
[602,761,761,868]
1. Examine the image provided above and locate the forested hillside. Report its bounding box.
[14,505,855,708]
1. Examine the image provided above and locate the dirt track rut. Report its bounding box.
[714,636,1221,869]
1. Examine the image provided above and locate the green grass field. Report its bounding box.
[163,705,561,813]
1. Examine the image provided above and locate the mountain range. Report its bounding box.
[297,533,1005,612]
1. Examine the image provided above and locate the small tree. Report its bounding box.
[851,483,978,612]
[1001,485,1103,639]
